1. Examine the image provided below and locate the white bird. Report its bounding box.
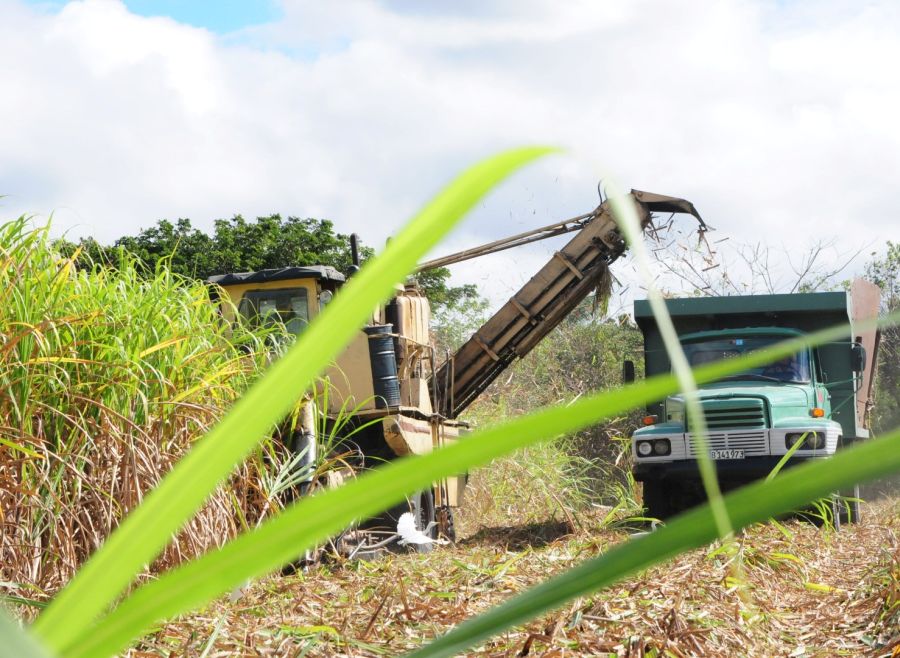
[397,512,447,545]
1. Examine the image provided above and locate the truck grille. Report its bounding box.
[689,398,767,431]
[686,431,769,457]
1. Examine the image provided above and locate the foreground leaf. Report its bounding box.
[58,317,885,657]
[406,424,900,658]
[0,611,53,658]
[33,146,558,653]
[606,183,732,538]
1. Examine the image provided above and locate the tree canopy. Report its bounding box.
[864,241,899,435]
[59,214,476,311]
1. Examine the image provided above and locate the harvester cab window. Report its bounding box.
[239,288,310,336]
[681,336,811,384]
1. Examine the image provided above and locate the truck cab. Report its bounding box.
[630,285,880,521]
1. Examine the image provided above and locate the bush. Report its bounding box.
[453,310,646,535]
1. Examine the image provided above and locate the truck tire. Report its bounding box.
[642,480,670,521]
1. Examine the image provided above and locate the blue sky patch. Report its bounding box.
[22,0,282,33]
[123,0,281,33]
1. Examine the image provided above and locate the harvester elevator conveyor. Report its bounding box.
[430,190,704,419]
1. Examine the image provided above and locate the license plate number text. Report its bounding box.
[710,449,744,460]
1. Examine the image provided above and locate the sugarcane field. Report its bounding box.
[2,2,899,657]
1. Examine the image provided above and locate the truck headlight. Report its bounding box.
[636,439,670,457]
[785,431,826,450]
[653,439,671,456]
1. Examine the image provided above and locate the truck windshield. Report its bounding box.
[681,336,811,383]
[238,288,309,336]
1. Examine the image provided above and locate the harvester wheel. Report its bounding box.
[381,489,437,553]
[437,506,457,542]
[410,489,437,553]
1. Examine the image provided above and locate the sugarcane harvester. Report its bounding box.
[209,189,704,544]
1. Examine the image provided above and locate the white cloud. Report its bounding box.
[1,0,898,307]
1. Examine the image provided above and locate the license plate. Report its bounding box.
[710,449,744,460]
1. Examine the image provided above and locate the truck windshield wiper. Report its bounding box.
[718,374,783,383]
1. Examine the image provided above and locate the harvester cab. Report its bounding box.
[208,265,345,336]
[208,262,466,545]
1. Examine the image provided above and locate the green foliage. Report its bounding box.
[58,214,473,311]
[510,314,643,410]
[866,241,899,434]
[866,241,900,305]
[411,267,479,311]
[430,291,491,353]
[464,307,644,506]
[0,218,277,593]
[58,215,361,278]
[460,435,602,531]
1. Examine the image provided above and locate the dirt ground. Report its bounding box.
[127,497,900,658]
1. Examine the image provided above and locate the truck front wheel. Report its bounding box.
[642,480,670,521]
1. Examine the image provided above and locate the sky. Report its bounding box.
[2,0,898,308]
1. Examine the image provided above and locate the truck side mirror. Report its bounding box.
[622,360,635,384]
[850,342,866,373]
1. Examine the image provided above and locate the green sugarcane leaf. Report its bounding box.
[57,314,893,658]
[0,610,53,658]
[405,425,900,658]
[33,146,559,653]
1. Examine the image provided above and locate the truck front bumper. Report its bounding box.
[633,455,824,483]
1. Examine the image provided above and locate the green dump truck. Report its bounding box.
[628,281,881,523]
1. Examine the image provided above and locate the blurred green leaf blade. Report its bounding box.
[0,610,53,658]
[406,424,900,658]
[33,146,559,653]
[58,314,895,657]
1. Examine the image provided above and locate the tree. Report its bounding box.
[58,214,475,311]
[647,232,865,298]
[411,268,478,312]
[864,241,899,435]
[430,291,491,354]
[648,229,898,435]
